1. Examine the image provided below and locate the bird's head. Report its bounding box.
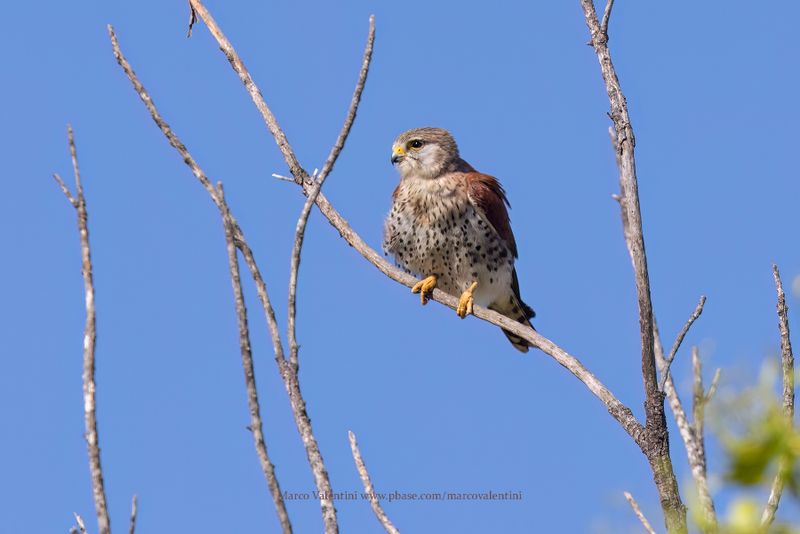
[391,127,459,179]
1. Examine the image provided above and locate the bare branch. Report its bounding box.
[74,513,88,534]
[655,327,716,531]
[128,495,138,534]
[108,24,286,364]
[187,0,307,181]
[691,348,706,439]
[689,345,720,532]
[773,264,795,421]
[109,25,294,532]
[348,431,400,534]
[762,264,795,527]
[56,126,110,534]
[659,296,706,392]
[183,0,647,452]
[705,368,720,403]
[53,173,76,206]
[217,183,293,534]
[600,0,615,39]
[316,16,375,183]
[580,0,685,529]
[187,1,197,38]
[287,16,375,370]
[623,491,657,534]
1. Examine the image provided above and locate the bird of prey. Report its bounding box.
[383,127,535,352]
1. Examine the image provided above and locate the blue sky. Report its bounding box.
[1,1,798,532]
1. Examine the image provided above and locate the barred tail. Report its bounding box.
[490,294,536,353]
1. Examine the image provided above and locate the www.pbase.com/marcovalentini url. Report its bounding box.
[283,490,524,503]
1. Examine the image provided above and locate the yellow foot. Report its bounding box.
[456,281,479,319]
[411,275,438,305]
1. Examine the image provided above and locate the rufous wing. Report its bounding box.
[465,172,517,257]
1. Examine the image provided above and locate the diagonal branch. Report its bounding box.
[600,0,615,39]
[761,264,795,528]
[287,15,375,370]
[109,25,293,533]
[660,296,707,392]
[187,0,306,181]
[74,513,89,534]
[182,0,648,453]
[348,431,400,534]
[56,126,111,534]
[624,491,657,534]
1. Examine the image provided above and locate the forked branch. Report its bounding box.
[109,26,293,533]
[660,296,707,391]
[287,15,375,370]
[581,0,685,529]
[654,328,717,531]
[184,0,647,454]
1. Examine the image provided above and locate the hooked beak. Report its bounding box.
[391,145,405,165]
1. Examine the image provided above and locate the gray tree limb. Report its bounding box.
[128,495,137,534]
[654,323,717,532]
[761,265,795,527]
[56,127,111,534]
[109,26,293,534]
[288,15,375,371]
[580,0,685,530]
[348,432,400,534]
[660,296,707,392]
[624,491,657,534]
[183,0,649,454]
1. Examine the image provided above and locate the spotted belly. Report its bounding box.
[383,201,515,308]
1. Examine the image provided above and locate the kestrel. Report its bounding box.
[383,127,535,352]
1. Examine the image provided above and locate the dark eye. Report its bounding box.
[408,139,424,150]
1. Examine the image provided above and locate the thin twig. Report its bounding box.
[287,16,375,370]
[580,1,685,529]
[217,183,293,534]
[53,173,76,206]
[109,25,293,533]
[57,126,111,534]
[109,24,286,363]
[761,265,795,527]
[187,1,197,38]
[128,495,138,534]
[705,369,721,403]
[691,348,706,442]
[348,431,400,534]
[184,0,648,453]
[623,491,657,534]
[600,0,615,39]
[187,0,307,181]
[74,513,88,534]
[690,344,720,532]
[659,296,707,391]
[176,7,345,528]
